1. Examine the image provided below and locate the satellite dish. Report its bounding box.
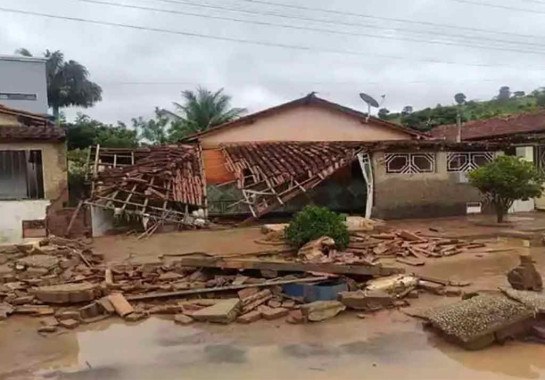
[359,92,380,108]
[359,92,380,121]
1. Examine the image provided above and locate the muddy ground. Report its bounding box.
[2,216,545,380]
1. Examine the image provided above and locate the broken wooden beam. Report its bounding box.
[125,276,330,301]
[170,257,404,277]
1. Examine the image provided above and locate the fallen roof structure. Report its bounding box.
[88,144,207,232]
[221,141,366,219]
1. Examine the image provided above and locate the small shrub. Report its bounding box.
[285,205,349,249]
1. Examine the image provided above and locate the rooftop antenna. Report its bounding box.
[359,92,380,121]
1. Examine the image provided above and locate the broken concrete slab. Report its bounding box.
[40,316,59,327]
[96,297,115,314]
[79,302,102,320]
[174,314,194,325]
[237,310,262,324]
[17,255,59,270]
[59,318,80,329]
[300,301,345,322]
[338,290,394,311]
[241,289,273,313]
[56,310,82,321]
[14,305,54,316]
[33,282,101,304]
[501,287,545,313]
[365,274,418,297]
[260,306,289,320]
[107,293,134,317]
[38,325,58,333]
[192,298,240,324]
[418,280,445,295]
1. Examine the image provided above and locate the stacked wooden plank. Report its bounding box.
[90,144,206,226]
[221,142,365,218]
[347,229,486,265]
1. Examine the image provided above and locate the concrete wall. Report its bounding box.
[200,104,411,148]
[0,56,48,114]
[372,151,484,219]
[0,141,67,200]
[0,200,50,244]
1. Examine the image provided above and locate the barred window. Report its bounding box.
[0,150,44,199]
[447,152,495,172]
[385,153,435,174]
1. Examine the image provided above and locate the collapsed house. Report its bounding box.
[86,93,507,236]
[87,144,207,236]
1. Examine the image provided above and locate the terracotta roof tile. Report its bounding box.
[0,125,65,141]
[430,111,545,141]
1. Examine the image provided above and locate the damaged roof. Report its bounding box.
[0,104,64,141]
[185,93,426,141]
[222,141,365,218]
[430,111,545,141]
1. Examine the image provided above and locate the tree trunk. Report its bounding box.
[495,203,505,223]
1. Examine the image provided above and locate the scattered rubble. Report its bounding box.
[301,301,346,322]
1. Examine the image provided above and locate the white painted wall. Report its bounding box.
[510,146,536,213]
[0,200,50,244]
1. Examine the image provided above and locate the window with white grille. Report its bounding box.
[384,153,435,174]
[447,152,495,172]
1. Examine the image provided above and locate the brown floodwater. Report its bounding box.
[2,308,545,380]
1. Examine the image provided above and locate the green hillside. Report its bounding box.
[380,87,545,132]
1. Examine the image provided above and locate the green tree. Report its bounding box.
[65,113,138,149]
[454,93,466,105]
[15,49,102,120]
[497,86,511,101]
[378,108,390,119]
[169,87,246,136]
[132,107,183,145]
[468,156,545,223]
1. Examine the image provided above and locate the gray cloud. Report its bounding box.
[2,0,545,124]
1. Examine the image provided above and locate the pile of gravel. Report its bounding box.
[501,288,545,314]
[426,294,533,343]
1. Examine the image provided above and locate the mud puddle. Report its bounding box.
[1,311,543,380]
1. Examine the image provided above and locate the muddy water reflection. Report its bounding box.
[21,316,545,380]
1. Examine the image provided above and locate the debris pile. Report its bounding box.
[88,144,207,232]
[349,229,486,266]
[260,224,489,267]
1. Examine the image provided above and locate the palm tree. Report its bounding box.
[15,49,102,120]
[170,87,246,136]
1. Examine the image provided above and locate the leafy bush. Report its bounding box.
[468,155,545,223]
[285,205,349,249]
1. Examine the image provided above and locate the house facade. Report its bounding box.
[186,93,495,220]
[431,112,545,213]
[0,105,67,243]
[0,55,48,115]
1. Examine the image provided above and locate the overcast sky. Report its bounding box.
[2,0,545,124]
